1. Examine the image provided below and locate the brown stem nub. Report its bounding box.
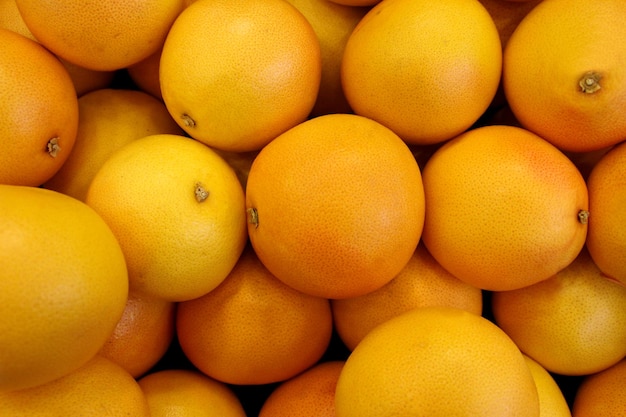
[194,182,209,202]
[181,113,196,128]
[47,137,61,158]
[578,72,602,94]
[578,210,590,224]
[247,207,259,228]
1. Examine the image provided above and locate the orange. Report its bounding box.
[0,28,78,186]
[15,0,185,71]
[176,245,333,385]
[421,124,588,291]
[258,360,345,417]
[127,48,163,100]
[0,355,150,416]
[284,0,369,116]
[245,113,425,299]
[85,133,247,302]
[331,242,483,350]
[138,369,246,417]
[341,0,502,145]
[503,0,626,152]
[44,88,184,202]
[523,355,572,417]
[159,0,321,152]
[0,0,115,96]
[585,140,626,285]
[334,306,540,417]
[572,359,626,417]
[98,291,175,379]
[0,185,128,392]
[478,0,542,49]
[491,247,626,376]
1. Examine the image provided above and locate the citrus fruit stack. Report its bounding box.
[2,0,626,415]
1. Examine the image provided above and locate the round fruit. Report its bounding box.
[160,0,321,152]
[421,124,588,291]
[98,292,175,379]
[44,88,184,202]
[176,246,333,385]
[503,0,626,152]
[523,355,571,417]
[0,185,128,392]
[259,360,345,417]
[492,248,626,376]
[0,355,150,416]
[572,359,626,417]
[246,113,425,299]
[138,369,246,417]
[334,306,540,417]
[85,134,247,302]
[586,140,626,285]
[341,0,502,145]
[331,243,483,350]
[15,0,185,71]
[0,28,78,187]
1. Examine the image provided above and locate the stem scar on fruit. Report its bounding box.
[579,71,602,94]
[247,207,259,228]
[47,137,60,157]
[181,113,196,128]
[578,209,589,225]
[194,182,209,202]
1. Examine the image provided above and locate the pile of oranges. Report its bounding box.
[1,0,626,415]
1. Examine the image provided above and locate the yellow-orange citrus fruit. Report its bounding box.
[503,0,626,152]
[176,245,333,385]
[15,0,185,71]
[246,114,425,299]
[0,185,128,392]
[98,291,175,379]
[284,0,369,116]
[44,88,184,201]
[85,134,247,302]
[492,247,626,376]
[160,0,321,152]
[586,140,626,285]
[0,28,78,186]
[127,48,163,100]
[335,306,540,417]
[0,0,115,96]
[331,242,483,350]
[341,0,502,145]
[0,355,150,416]
[478,0,543,49]
[421,124,588,291]
[259,360,345,417]
[138,369,246,417]
[572,359,626,417]
[523,355,572,417]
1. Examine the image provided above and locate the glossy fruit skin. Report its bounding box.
[0,185,128,392]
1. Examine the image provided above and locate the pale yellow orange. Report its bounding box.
[176,246,333,385]
[0,28,78,186]
[15,0,185,71]
[85,134,247,302]
[138,369,246,417]
[331,243,483,350]
[341,0,502,145]
[44,88,184,201]
[0,355,150,416]
[246,114,424,299]
[159,0,321,151]
[492,247,626,376]
[503,0,626,152]
[421,125,588,291]
[334,306,540,417]
[523,355,572,417]
[0,185,128,392]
